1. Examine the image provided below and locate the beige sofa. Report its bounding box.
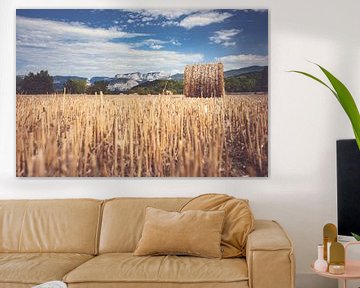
[0,198,295,288]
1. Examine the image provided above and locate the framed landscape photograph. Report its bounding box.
[16,9,268,177]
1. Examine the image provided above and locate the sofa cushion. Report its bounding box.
[99,198,190,253]
[0,199,102,254]
[63,253,248,285]
[134,207,225,258]
[181,194,254,258]
[0,253,93,285]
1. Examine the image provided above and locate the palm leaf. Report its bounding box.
[290,64,360,150]
[316,64,360,147]
[289,70,337,98]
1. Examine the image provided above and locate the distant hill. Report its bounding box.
[89,76,113,84]
[168,66,267,82]
[125,69,267,95]
[108,78,139,92]
[224,65,266,78]
[94,71,172,92]
[169,73,184,81]
[225,67,268,93]
[115,71,170,82]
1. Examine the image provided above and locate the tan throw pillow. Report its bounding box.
[134,207,225,258]
[181,194,254,258]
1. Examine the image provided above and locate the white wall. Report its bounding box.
[1,0,360,287]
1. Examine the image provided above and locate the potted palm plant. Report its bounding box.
[291,63,360,240]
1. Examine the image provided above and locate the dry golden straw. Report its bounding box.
[16,93,268,177]
[184,63,225,98]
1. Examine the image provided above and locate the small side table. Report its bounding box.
[311,242,360,288]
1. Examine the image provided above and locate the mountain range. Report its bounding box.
[128,66,268,95]
[105,66,266,92]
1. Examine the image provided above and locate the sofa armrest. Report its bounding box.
[246,220,295,288]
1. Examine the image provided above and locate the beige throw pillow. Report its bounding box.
[134,207,225,258]
[181,194,255,258]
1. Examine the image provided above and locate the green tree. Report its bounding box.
[127,80,183,95]
[86,81,109,95]
[21,70,54,94]
[64,79,87,94]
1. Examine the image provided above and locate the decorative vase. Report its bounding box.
[314,244,328,272]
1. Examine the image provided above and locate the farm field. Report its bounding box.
[16,93,268,177]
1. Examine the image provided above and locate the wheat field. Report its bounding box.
[16,94,268,177]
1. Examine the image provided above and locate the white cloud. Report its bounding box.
[131,39,166,50]
[160,20,179,27]
[215,54,268,70]
[131,38,182,50]
[16,16,144,47]
[141,16,153,22]
[122,10,198,28]
[17,41,203,77]
[179,11,232,29]
[209,29,242,47]
[170,39,182,46]
[121,10,234,29]
[150,44,163,50]
[16,16,203,77]
[126,9,196,20]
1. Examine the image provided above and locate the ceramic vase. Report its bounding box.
[314,244,328,272]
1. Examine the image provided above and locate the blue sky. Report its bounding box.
[16,9,268,78]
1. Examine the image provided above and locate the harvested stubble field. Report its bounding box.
[16,94,268,177]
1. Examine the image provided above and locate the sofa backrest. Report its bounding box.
[99,197,190,253]
[0,199,102,254]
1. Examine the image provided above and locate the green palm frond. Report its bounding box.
[289,63,360,150]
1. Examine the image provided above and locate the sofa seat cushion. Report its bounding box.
[64,253,248,285]
[0,253,93,285]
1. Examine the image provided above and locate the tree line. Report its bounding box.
[16,69,268,95]
[16,70,109,95]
